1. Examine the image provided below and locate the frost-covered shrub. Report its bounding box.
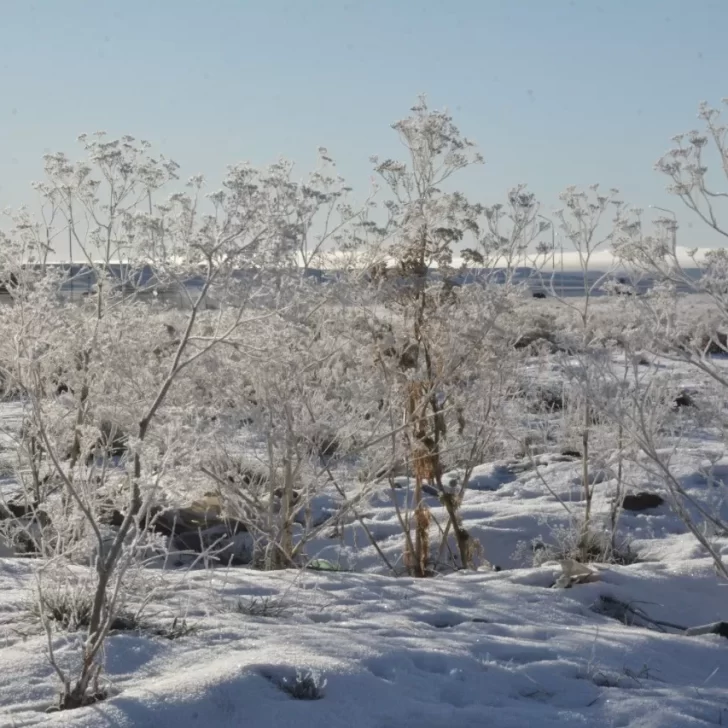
[30,579,151,634]
[151,617,196,640]
[227,595,288,618]
[266,668,327,700]
[517,520,637,567]
[31,582,96,632]
[0,125,369,709]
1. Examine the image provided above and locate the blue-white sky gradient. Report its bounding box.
[1,0,727,261]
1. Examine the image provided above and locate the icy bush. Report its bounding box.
[277,668,327,700]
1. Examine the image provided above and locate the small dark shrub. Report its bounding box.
[31,587,94,631]
[264,668,327,700]
[209,455,269,494]
[151,617,196,640]
[677,331,728,356]
[32,587,193,640]
[49,688,108,712]
[528,386,565,413]
[228,595,287,618]
[524,524,639,567]
[301,427,342,459]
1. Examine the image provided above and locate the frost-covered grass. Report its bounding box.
[2,350,728,726]
[2,315,728,725]
[2,339,728,725]
[3,91,728,726]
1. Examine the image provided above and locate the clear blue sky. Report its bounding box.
[1,0,727,249]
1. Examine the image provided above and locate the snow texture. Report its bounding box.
[1,342,728,727]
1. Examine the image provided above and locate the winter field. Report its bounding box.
[1,98,728,727]
[1,290,728,728]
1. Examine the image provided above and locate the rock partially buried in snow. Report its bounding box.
[622,492,665,512]
[673,389,698,409]
[553,559,600,589]
[465,463,518,491]
[141,495,255,565]
[173,525,254,565]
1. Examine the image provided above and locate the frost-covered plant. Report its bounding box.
[598,341,728,579]
[0,132,361,708]
[31,578,96,632]
[520,518,637,567]
[199,295,383,570]
[227,595,288,618]
[273,668,327,700]
[526,187,626,559]
[356,97,528,575]
[610,99,728,580]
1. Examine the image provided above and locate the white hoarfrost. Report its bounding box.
[2,97,728,726]
[2,349,728,728]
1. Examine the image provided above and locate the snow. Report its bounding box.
[2,557,727,727]
[2,333,728,727]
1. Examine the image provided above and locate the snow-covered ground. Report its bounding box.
[2,461,728,727]
[2,556,727,727]
[1,344,728,726]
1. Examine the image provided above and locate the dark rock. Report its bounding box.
[514,333,552,351]
[299,429,341,459]
[0,500,50,527]
[104,495,250,547]
[0,500,49,555]
[0,273,19,294]
[0,500,40,520]
[622,492,664,512]
[673,390,697,409]
[514,332,573,355]
[223,462,268,490]
[272,488,301,506]
[532,291,547,299]
[314,433,339,458]
[561,449,582,459]
[173,523,253,565]
[398,342,420,370]
[108,509,126,529]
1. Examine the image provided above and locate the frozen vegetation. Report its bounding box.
[0,98,728,726]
